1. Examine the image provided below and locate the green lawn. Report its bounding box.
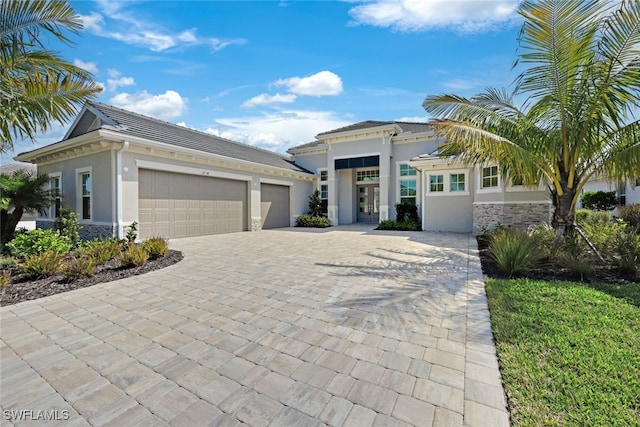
[486,278,640,426]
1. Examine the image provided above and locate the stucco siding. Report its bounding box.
[338,169,355,224]
[424,195,473,232]
[293,152,327,173]
[36,150,114,226]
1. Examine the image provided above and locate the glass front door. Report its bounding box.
[357,185,380,223]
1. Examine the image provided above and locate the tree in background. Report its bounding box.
[0,171,55,244]
[0,0,101,153]
[423,0,640,236]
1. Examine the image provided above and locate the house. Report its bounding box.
[15,102,553,239]
[580,176,640,211]
[14,102,315,240]
[288,121,551,234]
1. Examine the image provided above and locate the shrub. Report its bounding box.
[618,204,640,228]
[54,208,82,247]
[558,253,594,280]
[578,212,626,261]
[575,209,613,227]
[21,251,64,278]
[613,231,640,275]
[7,229,71,258]
[307,190,325,217]
[81,238,121,265]
[580,190,618,211]
[141,236,169,259]
[0,270,10,291]
[119,245,149,267]
[396,203,419,222]
[296,214,331,228]
[377,220,396,230]
[376,219,421,231]
[126,221,138,243]
[489,229,543,276]
[0,256,18,269]
[63,255,95,281]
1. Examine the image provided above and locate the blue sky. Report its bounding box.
[7,0,526,161]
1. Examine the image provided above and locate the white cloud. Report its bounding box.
[348,0,521,33]
[274,71,343,96]
[73,59,98,74]
[109,90,187,120]
[203,110,351,153]
[78,3,245,52]
[105,69,135,91]
[395,115,429,123]
[242,93,297,108]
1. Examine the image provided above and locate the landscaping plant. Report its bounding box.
[141,236,169,259]
[296,214,330,228]
[63,255,95,281]
[80,238,121,265]
[54,208,82,247]
[21,250,64,278]
[7,228,71,258]
[579,190,618,211]
[119,244,148,267]
[618,204,640,229]
[488,228,543,276]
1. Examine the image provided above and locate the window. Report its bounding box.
[80,171,91,220]
[450,173,465,192]
[429,175,444,192]
[356,169,379,182]
[400,164,417,177]
[49,173,62,218]
[481,166,499,189]
[400,180,417,205]
[319,169,328,214]
[619,181,626,206]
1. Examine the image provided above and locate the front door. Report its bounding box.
[357,185,380,223]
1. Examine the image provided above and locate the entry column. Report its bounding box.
[378,137,392,222]
[327,164,338,225]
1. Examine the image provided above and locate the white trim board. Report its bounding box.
[135,159,252,182]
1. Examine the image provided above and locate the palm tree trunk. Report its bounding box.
[550,189,576,233]
[1,207,23,245]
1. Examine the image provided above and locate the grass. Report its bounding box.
[486,278,640,426]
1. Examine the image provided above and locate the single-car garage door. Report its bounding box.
[261,183,290,229]
[139,169,247,238]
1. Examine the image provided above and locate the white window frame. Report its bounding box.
[48,172,62,219]
[355,168,380,183]
[396,162,420,206]
[477,165,501,193]
[76,167,92,222]
[425,169,470,196]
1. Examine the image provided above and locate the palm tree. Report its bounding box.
[0,171,56,244]
[423,0,640,236]
[0,0,102,153]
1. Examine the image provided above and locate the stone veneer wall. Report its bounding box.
[473,202,552,235]
[36,220,116,241]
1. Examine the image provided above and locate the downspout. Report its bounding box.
[116,140,129,238]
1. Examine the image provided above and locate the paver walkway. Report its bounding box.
[1,226,509,426]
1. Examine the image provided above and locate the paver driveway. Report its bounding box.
[1,226,509,426]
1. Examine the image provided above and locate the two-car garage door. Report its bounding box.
[138,170,291,239]
[138,169,247,239]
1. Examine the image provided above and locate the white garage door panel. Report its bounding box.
[139,169,247,238]
[261,183,290,229]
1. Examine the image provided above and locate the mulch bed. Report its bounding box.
[477,238,639,284]
[1,250,183,306]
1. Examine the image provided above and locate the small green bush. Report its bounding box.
[7,229,71,259]
[141,236,169,259]
[575,209,613,227]
[618,204,640,228]
[54,208,82,247]
[0,270,10,291]
[558,253,594,280]
[21,251,64,278]
[0,256,18,269]
[489,229,543,276]
[377,220,396,230]
[307,189,325,217]
[81,238,121,265]
[296,214,331,228]
[376,220,421,231]
[119,245,149,267]
[126,221,138,243]
[580,190,618,211]
[395,203,419,222]
[614,231,640,275]
[63,255,95,281]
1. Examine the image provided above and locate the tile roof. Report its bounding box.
[316,120,432,137]
[76,102,312,174]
